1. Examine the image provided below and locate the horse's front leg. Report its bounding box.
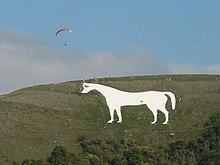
[107,107,115,123]
[116,107,122,123]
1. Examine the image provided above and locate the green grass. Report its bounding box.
[0,74,219,164]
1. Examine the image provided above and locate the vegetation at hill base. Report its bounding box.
[15,112,220,164]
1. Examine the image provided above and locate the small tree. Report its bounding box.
[47,145,76,165]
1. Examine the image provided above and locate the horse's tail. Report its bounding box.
[163,92,176,110]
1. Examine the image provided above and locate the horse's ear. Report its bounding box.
[81,80,85,86]
[94,77,98,83]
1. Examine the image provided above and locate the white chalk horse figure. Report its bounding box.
[81,82,176,124]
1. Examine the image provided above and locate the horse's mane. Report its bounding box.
[89,83,122,92]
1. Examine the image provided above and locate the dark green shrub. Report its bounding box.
[88,154,101,165]
[47,145,76,165]
[110,155,126,165]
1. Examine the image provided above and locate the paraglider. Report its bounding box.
[55,28,72,36]
[55,28,72,46]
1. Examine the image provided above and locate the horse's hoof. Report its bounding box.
[108,120,113,123]
[117,121,122,123]
[163,122,168,125]
[151,122,156,124]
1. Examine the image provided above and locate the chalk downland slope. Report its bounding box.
[0,74,219,164]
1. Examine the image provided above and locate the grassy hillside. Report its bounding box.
[0,74,219,164]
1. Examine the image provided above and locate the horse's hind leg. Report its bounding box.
[150,109,158,124]
[160,107,169,124]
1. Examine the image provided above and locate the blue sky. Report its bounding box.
[0,0,219,93]
[1,0,219,64]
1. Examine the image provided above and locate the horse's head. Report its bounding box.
[81,82,93,93]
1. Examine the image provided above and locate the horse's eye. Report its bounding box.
[84,85,89,88]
